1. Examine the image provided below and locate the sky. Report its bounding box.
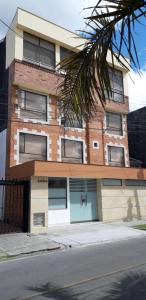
[0,0,146,112]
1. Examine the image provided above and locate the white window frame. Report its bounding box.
[14,129,51,165]
[105,112,123,137]
[16,89,51,125]
[57,136,87,164]
[105,143,127,167]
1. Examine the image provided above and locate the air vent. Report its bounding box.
[33,213,45,227]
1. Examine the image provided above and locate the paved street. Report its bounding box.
[1,236,146,299]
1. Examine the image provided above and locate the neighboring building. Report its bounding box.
[128,107,146,168]
[1,8,146,234]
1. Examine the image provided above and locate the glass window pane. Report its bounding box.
[61,116,82,128]
[125,180,146,186]
[106,112,122,135]
[61,139,83,163]
[108,146,124,166]
[19,91,47,121]
[48,178,66,188]
[40,39,55,51]
[48,178,67,210]
[25,134,46,155]
[113,91,124,102]
[24,32,39,45]
[19,133,25,153]
[23,41,39,62]
[40,48,55,67]
[49,198,67,209]
[108,68,124,102]
[19,133,47,163]
[23,32,55,67]
[103,179,122,186]
[60,47,74,61]
[49,188,66,198]
[25,92,46,111]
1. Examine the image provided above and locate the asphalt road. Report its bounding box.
[1,237,146,300]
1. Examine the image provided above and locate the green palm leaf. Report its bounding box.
[59,0,146,121]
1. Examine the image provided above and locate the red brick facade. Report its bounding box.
[6,59,129,173]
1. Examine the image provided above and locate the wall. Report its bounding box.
[30,176,48,233]
[101,181,146,222]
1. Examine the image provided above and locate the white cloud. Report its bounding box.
[128,70,146,112]
[0,0,146,112]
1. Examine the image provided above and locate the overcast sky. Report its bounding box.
[0,0,145,112]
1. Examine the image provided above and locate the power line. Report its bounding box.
[0,17,23,39]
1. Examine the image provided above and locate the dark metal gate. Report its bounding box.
[0,180,29,234]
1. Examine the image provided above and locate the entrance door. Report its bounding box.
[70,179,98,223]
[0,179,29,234]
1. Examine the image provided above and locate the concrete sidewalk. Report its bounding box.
[0,233,61,258]
[0,221,146,259]
[47,221,146,247]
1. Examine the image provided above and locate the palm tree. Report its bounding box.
[59,0,146,121]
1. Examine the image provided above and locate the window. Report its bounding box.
[125,180,146,186]
[106,112,123,135]
[19,133,47,163]
[60,47,74,62]
[19,90,47,121]
[61,115,83,128]
[108,146,125,167]
[61,139,83,163]
[103,179,122,186]
[105,68,124,102]
[60,101,83,128]
[23,32,55,68]
[48,178,67,209]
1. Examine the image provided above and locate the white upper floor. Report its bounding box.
[5,7,129,98]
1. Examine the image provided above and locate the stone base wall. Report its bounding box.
[100,182,146,222]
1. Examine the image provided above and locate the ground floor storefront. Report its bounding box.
[5,161,146,234]
[30,176,146,234]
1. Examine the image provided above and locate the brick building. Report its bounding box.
[0,8,146,233]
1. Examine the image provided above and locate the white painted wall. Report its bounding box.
[0,129,7,219]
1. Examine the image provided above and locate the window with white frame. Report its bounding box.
[19,90,47,121]
[61,139,83,163]
[23,32,55,68]
[108,146,125,167]
[19,133,47,163]
[106,112,123,135]
[48,177,67,210]
[105,68,124,102]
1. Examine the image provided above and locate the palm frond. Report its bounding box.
[59,0,146,120]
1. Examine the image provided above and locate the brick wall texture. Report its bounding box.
[6,60,130,170]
